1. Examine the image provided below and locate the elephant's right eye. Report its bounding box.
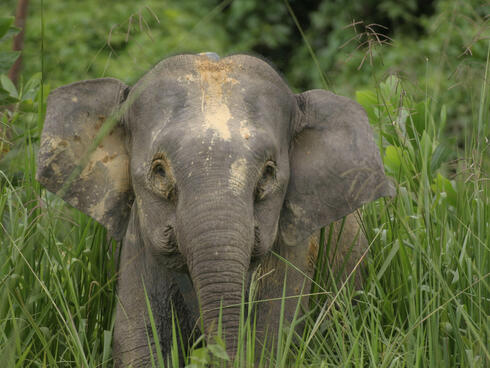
[150,156,176,200]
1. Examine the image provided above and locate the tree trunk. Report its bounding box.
[8,0,29,86]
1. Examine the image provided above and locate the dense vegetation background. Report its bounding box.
[0,0,488,367]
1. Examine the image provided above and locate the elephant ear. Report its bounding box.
[36,78,133,240]
[279,89,394,246]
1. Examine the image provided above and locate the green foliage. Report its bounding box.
[1,0,233,87]
[0,71,45,177]
[0,16,19,102]
[185,337,230,368]
[2,0,487,143]
[300,63,488,367]
[0,0,488,366]
[0,15,20,75]
[0,160,119,367]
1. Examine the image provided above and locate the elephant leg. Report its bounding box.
[252,231,319,354]
[323,212,368,290]
[112,231,155,367]
[252,213,367,356]
[112,225,198,367]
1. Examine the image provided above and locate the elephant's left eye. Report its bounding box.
[154,164,166,178]
[150,156,175,200]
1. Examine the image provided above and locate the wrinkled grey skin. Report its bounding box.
[36,53,393,366]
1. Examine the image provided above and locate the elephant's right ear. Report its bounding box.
[36,78,133,240]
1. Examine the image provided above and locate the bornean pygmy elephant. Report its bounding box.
[36,53,393,366]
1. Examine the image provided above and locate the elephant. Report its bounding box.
[36,52,393,366]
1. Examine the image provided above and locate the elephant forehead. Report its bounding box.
[146,103,276,156]
[196,58,237,141]
[174,58,248,142]
[131,55,293,159]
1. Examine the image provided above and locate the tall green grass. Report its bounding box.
[298,60,489,367]
[1,12,488,368]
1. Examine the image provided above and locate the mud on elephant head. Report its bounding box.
[37,53,393,365]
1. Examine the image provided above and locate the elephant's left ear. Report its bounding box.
[279,89,394,246]
[36,78,133,240]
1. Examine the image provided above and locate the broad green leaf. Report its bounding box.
[0,51,20,74]
[408,101,427,138]
[188,347,209,365]
[18,99,36,113]
[380,75,401,103]
[208,342,230,361]
[431,173,458,208]
[22,72,42,102]
[356,89,378,123]
[0,27,21,42]
[1,74,18,98]
[0,88,18,105]
[384,145,402,174]
[0,16,14,39]
[430,143,452,173]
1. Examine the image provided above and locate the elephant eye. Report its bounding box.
[150,156,175,200]
[154,163,166,178]
[255,160,276,201]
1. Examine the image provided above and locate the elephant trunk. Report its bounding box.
[176,195,253,355]
[192,248,247,350]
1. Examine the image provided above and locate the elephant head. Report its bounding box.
[37,53,393,362]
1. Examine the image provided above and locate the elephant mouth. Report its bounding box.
[151,225,187,271]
